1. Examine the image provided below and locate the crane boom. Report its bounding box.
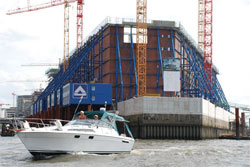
[7,0,83,72]
[21,63,58,66]
[6,80,48,83]
[136,0,147,97]
[0,104,10,106]
[6,0,77,15]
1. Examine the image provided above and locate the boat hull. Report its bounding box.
[17,131,134,155]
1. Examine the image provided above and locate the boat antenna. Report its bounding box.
[73,95,84,117]
[105,101,107,111]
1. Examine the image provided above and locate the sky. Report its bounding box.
[0,0,250,110]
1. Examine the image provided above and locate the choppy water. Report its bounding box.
[0,136,250,167]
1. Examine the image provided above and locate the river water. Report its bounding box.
[0,136,250,167]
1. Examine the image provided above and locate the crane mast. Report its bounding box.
[64,1,70,72]
[76,0,83,48]
[198,0,213,83]
[136,0,147,97]
[198,0,204,51]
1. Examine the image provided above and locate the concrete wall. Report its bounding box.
[118,97,234,139]
[202,99,233,129]
[119,97,203,116]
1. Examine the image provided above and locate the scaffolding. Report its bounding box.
[33,18,229,115]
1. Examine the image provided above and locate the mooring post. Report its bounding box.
[241,112,245,137]
[235,108,239,138]
[248,118,250,136]
[249,118,250,134]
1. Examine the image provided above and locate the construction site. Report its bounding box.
[1,0,249,139]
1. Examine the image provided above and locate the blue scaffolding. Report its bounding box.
[33,21,230,115]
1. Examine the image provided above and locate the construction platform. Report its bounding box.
[118,97,234,139]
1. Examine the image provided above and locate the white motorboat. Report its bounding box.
[15,110,134,156]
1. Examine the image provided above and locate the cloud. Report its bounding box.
[241,0,250,5]
[0,29,37,43]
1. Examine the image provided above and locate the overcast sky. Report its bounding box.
[0,0,250,108]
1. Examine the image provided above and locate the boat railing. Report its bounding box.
[4,118,69,131]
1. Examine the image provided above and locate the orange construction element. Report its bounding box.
[136,0,147,97]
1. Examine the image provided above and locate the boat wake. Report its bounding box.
[131,147,181,155]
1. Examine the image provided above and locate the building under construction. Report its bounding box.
[30,17,233,139]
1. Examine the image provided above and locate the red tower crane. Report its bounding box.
[198,0,213,83]
[7,0,84,72]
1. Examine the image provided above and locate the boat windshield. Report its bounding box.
[65,119,99,126]
[65,119,115,129]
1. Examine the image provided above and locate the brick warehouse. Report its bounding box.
[31,17,229,125]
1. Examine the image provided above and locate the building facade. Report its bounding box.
[17,95,32,117]
[31,17,229,119]
[5,107,18,118]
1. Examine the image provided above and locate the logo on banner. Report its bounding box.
[163,58,180,71]
[73,84,87,98]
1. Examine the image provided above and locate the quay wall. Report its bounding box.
[118,97,234,139]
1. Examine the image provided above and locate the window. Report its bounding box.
[123,26,147,44]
